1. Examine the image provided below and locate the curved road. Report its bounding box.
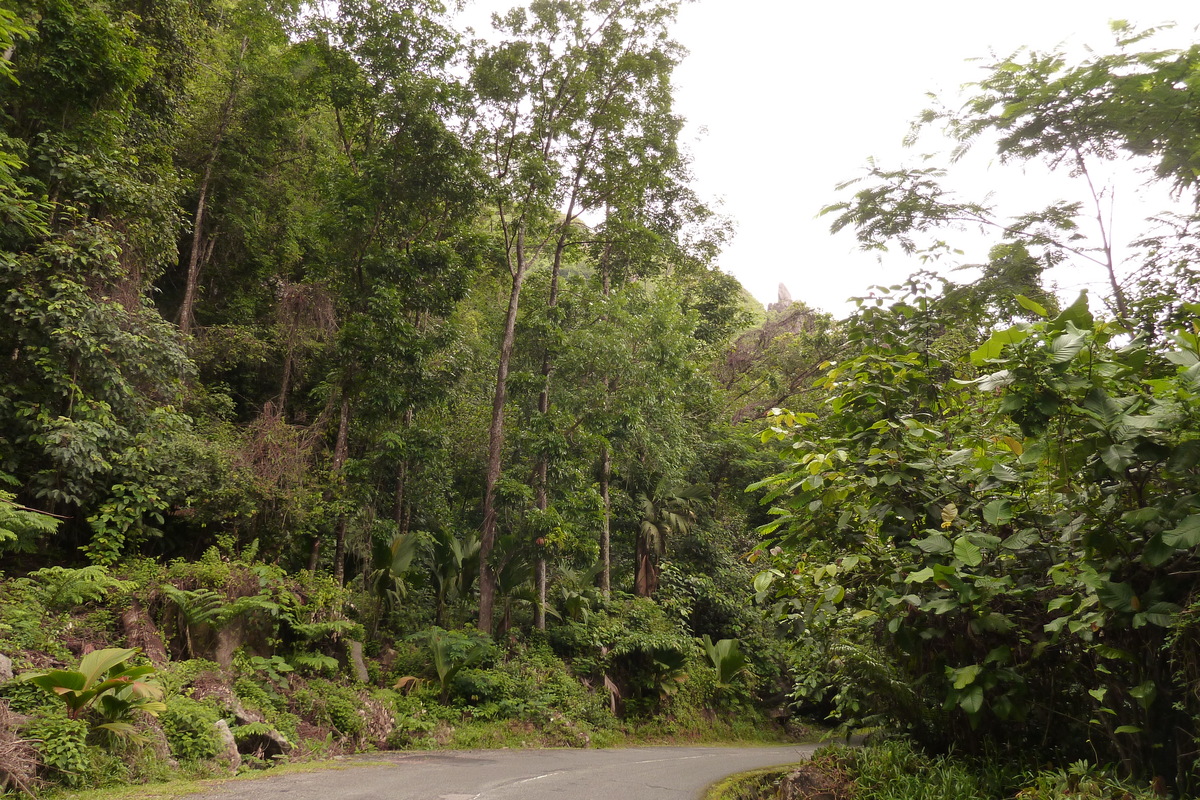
[185,745,816,800]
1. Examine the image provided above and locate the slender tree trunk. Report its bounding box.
[394,407,413,534]
[333,515,349,586]
[307,536,320,572]
[600,443,611,598]
[278,348,294,414]
[599,222,614,597]
[310,392,351,576]
[533,304,555,629]
[634,532,653,597]
[331,394,351,585]
[480,232,527,635]
[1073,149,1127,319]
[534,455,548,630]
[530,219,574,630]
[179,36,248,338]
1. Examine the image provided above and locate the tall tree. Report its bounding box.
[0,0,208,561]
[469,0,687,632]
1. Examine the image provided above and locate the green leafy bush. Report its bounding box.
[229,676,299,743]
[0,676,52,714]
[377,689,436,748]
[23,715,92,788]
[160,696,223,762]
[843,740,1009,800]
[406,627,494,703]
[453,667,512,706]
[751,283,1200,786]
[235,675,282,712]
[158,658,222,697]
[1015,761,1161,800]
[291,679,365,740]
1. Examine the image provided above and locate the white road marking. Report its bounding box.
[516,771,563,783]
[630,755,708,765]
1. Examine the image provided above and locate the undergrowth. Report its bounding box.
[708,740,1168,800]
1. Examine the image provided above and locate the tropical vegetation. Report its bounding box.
[0,1,1197,797]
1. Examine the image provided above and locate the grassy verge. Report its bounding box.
[43,759,396,800]
[704,741,1171,800]
[704,764,799,800]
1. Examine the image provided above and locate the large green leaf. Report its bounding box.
[950,664,981,689]
[28,670,86,693]
[959,684,984,715]
[1047,332,1086,364]
[1097,581,1138,613]
[1082,388,1123,427]
[1099,444,1134,473]
[1048,291,1092,332]
[982,499,1013,526]
[970,326,1031,366]
[77,648,139,686]
[914,532,952,553]
[906,567,935,583]
[1142,534,1177,567]
[702,635,748,687]
[953,537,983,567]
[1167,439,1200,473]
[1014,294,1049,317]
[1163,515,1200,549]
[1000,529,1038,551]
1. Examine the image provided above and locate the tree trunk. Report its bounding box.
[307,536,320,572]
[528,205,574,631]
[394,407,413,534]
[534,455,547,630]
[331,394,351,586]
[634,532,655,597]
[333,515,349,586]
[179,36,248,338]
[307,389,350,578]
[599,221,614,597]
[600,444,611,598]
[480,232,527,636]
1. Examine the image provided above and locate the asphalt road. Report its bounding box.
[183,745,817,800]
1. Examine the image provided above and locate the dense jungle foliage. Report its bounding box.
[1,0,1199,796]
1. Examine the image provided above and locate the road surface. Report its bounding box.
[184,745,816,800]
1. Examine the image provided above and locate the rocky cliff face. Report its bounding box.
[766,283,793,314]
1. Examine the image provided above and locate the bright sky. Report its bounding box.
[459,1,1200,316]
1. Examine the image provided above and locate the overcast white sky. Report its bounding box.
[459,1,1200,316]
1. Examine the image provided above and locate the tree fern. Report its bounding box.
[161,585,228,658]
[0,491,58,552]
[29,565,131,610]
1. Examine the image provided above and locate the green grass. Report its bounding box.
[704,740,1169,800]
[43,759,396,800]
[704,763,803,800]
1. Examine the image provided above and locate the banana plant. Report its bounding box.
[370,529,422,609]
[702,635,748,689]
[648,648,689,699]
[548,562,605,623]
[25,648,166,739]
[416,627,492,703]
[635,483,708,597]
[491,533,534,633]
[427,529,480,628]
